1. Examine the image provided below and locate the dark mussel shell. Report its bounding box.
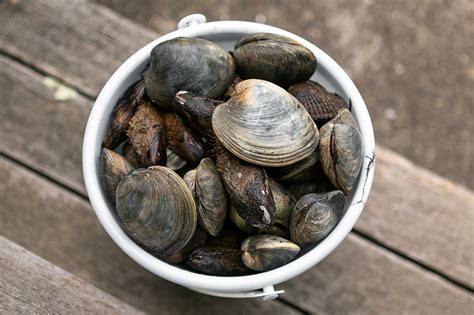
[288,81,348,126]
[127,101,166,167]
[145,37,235,108]
[104,80,145,149]
[162,226,207,264]
[186,245,250,276]
[233,33,316,88]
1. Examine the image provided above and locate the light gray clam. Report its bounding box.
[144,37,235,108]
[116,166,197,257]
[184,158,229,236]
[212,79,319,167]
[241,235,300,271]
[319,108,363,194]
[101,148,134,203]
[290,191,345,247]
[233,33,317,88]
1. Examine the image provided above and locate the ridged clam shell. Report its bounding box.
[101,148,134,203]
[267,150,319,183]
[288,81,348,126]
[212,79,319,167]
[241,235,300,271]
[233,33,316,88]
[116,166,197,257]
[145,37,235,108]
[319,109,363,194]
[290,191,344,247]
[166,148,187,171]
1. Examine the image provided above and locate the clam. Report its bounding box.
[116,166,197,257]
[163,112,205,164]
[290,191,345,247]
[186,245,250,276]
[286,176,336,200]
[122,142,140,168]
[288,81,348,126]
[233,33,316,88]
[212,79,319,167]
[162,226,207,264]
[206,224,247,249]
[166,148,187,171]
[319,109,363,194]
[172,91,222,139]
[127,101,166,167]
[144,37,235,108]
[101,148,134,203]
[105,80,145,149]
[215,143,276,228]
[184,158,229,236]
[221,75,242,100]
[241,235,300,271]
[229,179,295,237]
[267,150,319,183]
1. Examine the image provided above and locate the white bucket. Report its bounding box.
[82,14,376,300]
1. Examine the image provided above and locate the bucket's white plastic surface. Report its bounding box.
[82,14,376,300]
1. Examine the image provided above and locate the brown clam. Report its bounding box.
[127,101,166,167]
[215,143,276,228]
[145,37,235,108]
[162,226,207,264]
[288,81,348,126]
[221,75,242,100]
[172,91,222,139]
[116,166,197,257]
[241,235,300,271]
[233,33,317,88]
[290,191,345,247]
[319,109,363,194]
[101,148,134,203]
[163,112,205,164]
[184,158,229,236]
[186,245,250,276]
[104,80,145,149]
[212,79,319,167]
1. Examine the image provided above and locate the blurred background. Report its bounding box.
[96,0,474,188]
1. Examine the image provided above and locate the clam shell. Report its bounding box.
[267,150,319,183]
[319,109,363,194]
[186,245,250,276]
[166,148,187,171]
[190,158,229,236]
[101,148,134,203]
[172,91,221,139]
[221,75,243,100]
[104,80,145,149]
[241,235,300,271]
[161,226,207,264]
[215,143,276,227]
[127,101,166,167]
[206,224,247,249]
[116,166,197,257]
[212,79,319,167]
[122,142,140,168]
[163,112,205,164]
[290,191,344,247]
[288,81,348,126]
[233,33,316,88]
[145,37,235,108]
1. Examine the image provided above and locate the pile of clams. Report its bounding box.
[101,33,363,275]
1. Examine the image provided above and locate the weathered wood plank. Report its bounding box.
[0,235,143,314]
[1,156,472,314]
[0,157,298,314]
[1,49,473,289]
[0,0,159,97]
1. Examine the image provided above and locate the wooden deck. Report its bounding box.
[0,0,472,313]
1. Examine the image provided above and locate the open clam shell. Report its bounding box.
[233,33,316,88]
[116,166,197,257]
[319,109,363,194]
[212,79,319,167]
[145,37,235,108]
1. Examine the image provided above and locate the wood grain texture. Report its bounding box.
[1,156,472,314]
[0,0,158,97]
[0,235,143,314]
[0,157,298,314]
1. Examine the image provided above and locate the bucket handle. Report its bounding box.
[177,14,207,29]
[190,286,284,300]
